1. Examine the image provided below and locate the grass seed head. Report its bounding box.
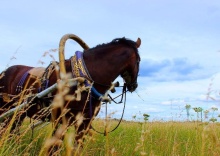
[75,113,84,127]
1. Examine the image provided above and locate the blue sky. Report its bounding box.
[0,0,220,121]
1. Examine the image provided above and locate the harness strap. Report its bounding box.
[71,51,105,100]
[108,86,125,104]
[38,61,58,92]
[71,51,92,81]
[16,68,33,93]
[91,87,103,99]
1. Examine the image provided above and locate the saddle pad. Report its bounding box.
[28,67,45,78]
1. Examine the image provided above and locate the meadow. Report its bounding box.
[0,118,220,156]
[1,49,219,156]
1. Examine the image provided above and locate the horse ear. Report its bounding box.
[136,38,141,48]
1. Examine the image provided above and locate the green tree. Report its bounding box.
[132,115,137,121]
[209,117,217,123]
[193,107,203,122]
[204,110,209,121]
[193,107,199,121]
[198,107,203,122]
[185,104,191,121]
[143,113,150,122]
[211,107,218,118]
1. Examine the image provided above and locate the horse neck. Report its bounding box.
[83,46,134,90]
[64,59,72,76]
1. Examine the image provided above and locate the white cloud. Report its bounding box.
[161,100,185,106]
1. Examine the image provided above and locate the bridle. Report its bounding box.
[121,55,140,92]
[90,53,140,135]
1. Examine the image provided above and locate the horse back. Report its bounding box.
[0,65,41,105]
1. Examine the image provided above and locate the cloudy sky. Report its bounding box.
[0,0,220,121]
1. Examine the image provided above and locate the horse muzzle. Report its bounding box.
[126,82,138,92]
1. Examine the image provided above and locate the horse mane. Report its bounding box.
[111,37,137,49]
[91,37,136,49]
[86,37,140,60]
[112,37,141,61]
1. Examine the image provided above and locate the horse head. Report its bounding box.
[80,37,141,93]
[121,38,141,92]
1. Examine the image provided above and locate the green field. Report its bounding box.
[1,119,220,156]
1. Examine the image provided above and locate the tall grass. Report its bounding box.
[1,118,220,155]
[85,120,220,155]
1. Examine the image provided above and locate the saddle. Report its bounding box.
[29,67,45,78]
[0,62,57,103]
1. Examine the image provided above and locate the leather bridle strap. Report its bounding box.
[108,85,127,104]
[91,84,127,135]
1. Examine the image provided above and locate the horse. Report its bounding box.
[0,37,141,149]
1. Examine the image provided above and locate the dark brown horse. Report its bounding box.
[0,37,141,146]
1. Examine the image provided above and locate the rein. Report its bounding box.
[70,50,137,135]
[68,51,137,135]
[91,84,127,136]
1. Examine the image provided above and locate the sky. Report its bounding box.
[0,0,220,121]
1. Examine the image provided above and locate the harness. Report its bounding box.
[14,51,104,100]
[14,62,57,94]
[71,51,91,81]
[14,51,126,134]
[70,51,109,101]
[71,51,128,135]
[38,62,58,92]
[16,68,33,93]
